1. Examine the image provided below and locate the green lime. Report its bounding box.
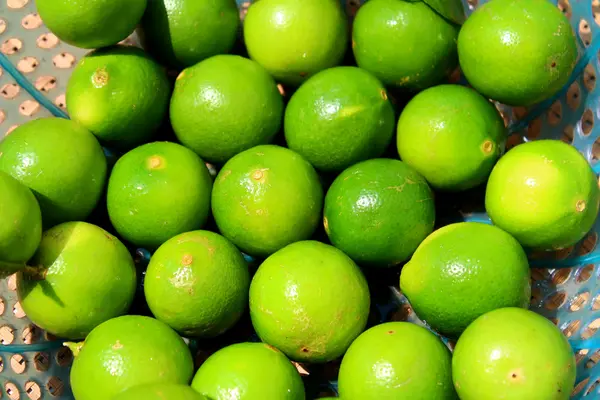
[338,322,456,399]
[352,0,459,90]
[284,67,395,172]
[0,118,107,228]
[67,45,171,150]
[397,84,507,191]
[400,222,531,338]
[324,159,435,267]
[139,0,240,69]
[458,0,577,106]
[36,0,146,49]
[17,222,136,339]
[212,145,323,257]
[485,140,600,250]
[452,308,576,400]
[171,55,284,164]
[191,342,305,399]
[107,142,213,250]
[144,230,250,338]
[69,315,194,400]
[250,241,370,363]
[112,384,206,400]
[243,0,348,86]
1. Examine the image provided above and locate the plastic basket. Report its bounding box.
[1,0,600,399]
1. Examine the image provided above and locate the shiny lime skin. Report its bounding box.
[452,308,576,400]
[112,384,207,400]
[284,67,395,172]
[71,315,194,400]
[324,159,435,267]
[352,0,459,90]
[191,343,305,400]
[458,0,577,106]
[0,118,107,228]
[338,322,456,400]
[0,171,41,266]
[250,241,370,363]
[212,145,323,258]
[17,222,136,340]
[400,222,531,338]
[139,0,240,69]
[244,0,348,86]
[144,231,250,338]
[107,142,213,250]
[171,55,284,164]
[36,0,146,49]
[67,46,171,150]
[397,84,507,191]
[485,140,600,250]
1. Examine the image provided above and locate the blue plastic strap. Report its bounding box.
[0,340,65,353]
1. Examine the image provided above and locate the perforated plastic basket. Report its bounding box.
[2,0,600,399]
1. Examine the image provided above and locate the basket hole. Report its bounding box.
[526,118,542,140]
[16,57,38,74]
[55,347,72,367]
[547,101,562,125]
[580,19,592,46]
[0,297,5,316]
[7,274,17,291]
[21,13,42,30]
[0,109,5,125]
[52,52,76,69]
[549,317,560,326]
[10,354,26,374]
[19,100,41,117]
[1,38,22,55]
[34,76,57,93]
[1,83,20,100]
[586,349,600,369]
[574,378,590,396]
[577,265,595,283]
[530,287,543,306]
[0,325,15,345]
[578,232,598,255]
[555,246,574,260]
[12,301,25,318]
[46,377,64,397]
[558,0,572,17]
[581,318,600,339]
[570,292,590,312]
[561,125,574,144]
[506,133,524,150]
[545,291,567,310]
[531,267,550,281]
[389,304,413,322]
[54,94,66,109]
[25,381,41,400]
[33,352,49,372]
[36,33,59,49]
[44,332,57,342]
[512,107,529,121]
[0,356,4,372]
[585,379,600,396]
[562,319,582,337]
[566,82,581,110]
[582,109,594,135]
[552,268,572,285]
[585,64,597,91]
[0,19,6,34]
[576,349,590,364]
[466,0,478,9]
[22,325,39,344]
[5,381,20,400]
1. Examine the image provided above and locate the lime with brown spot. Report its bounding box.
[458,0,577,106]
[191,342,305,399]
[397,84,507,191]
[144,230,250,338]
[107,142,213,250]
[486,140,600,250]
[452,308,576,400]
[112,384,207,400]
[69,315,194,400]
[284,66,395,172]
[249,241,370,363]
[212,145,323,258]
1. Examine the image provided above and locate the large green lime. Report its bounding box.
[243,0,348,86]
[352,0,459,90]
[397,84,506,191]
[67,45,171,150]
[284,67,395,172]
[107,142,213,250]
[338,322,456,399]
[250,241,370,363]
[17,222,136,339]
[485,140,600,250]
[212,145,323,257]
[112,384,206,400]
[324,159,435,267]
[0,118,107,228]
[70,315,194,400]
[191,342,305,399]
[171,55,284,164]
[452,308,576,400]
[400,222,531,338]
[458,0,577,106]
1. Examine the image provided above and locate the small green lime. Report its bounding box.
[144,231,250,338]
[67,45,171,150]
[284,67,395,172]
[17,222,136,340]
[243,0,348,86]
[212,145,323,258]
[107,142,213,250]
[0,118,107,228]
[112,384,206,400]
[324,159,435,267]
[458,0,577,106]
[250,241,370,363]
[191,342,305,399]
[36,0,146,49]
[485,140,600,250]
[70,315,194,400]
[352,0,459,90]
[452,308,576,400]
[171,55,284,164]
[338,322,456,400]
[400,222,531,338]
[139,0,240,69]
